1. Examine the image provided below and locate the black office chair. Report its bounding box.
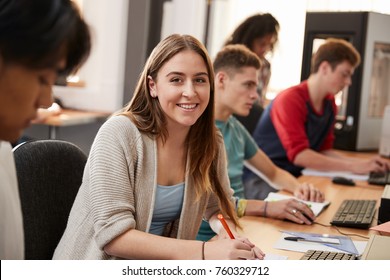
[13,140,87,259]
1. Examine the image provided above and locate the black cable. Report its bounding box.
[313,221,370,240]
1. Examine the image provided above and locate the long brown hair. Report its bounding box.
[121,34,239,227]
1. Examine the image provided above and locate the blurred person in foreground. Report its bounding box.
[0,0,91,259]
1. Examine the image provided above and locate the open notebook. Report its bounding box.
[264,192,330,216]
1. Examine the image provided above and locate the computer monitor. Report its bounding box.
[379,105,390,158]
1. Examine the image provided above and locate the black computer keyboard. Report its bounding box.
[330,199,376,229]
[368,171,390,186]
[300,250,357,260]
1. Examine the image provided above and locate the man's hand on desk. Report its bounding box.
[350,155,390,174]
[293,182,324,202]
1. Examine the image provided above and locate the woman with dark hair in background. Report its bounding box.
[224,13,280,134]
[224,13,281,200]
[0,0,91,259]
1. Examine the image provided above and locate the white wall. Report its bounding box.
[161,0,207,41]
[306,0,390,13]
[54,0,129,113]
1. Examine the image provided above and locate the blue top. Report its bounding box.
[215,117,258,197]
[196,116,258,241]
[149,182,185,236]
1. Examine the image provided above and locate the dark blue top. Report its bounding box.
[248,81,335,177]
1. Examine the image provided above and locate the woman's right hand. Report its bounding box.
[266,199,315,225]
[204,237,265,260]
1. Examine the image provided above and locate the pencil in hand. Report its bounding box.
[217,214,235,239]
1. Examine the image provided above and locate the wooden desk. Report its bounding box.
[239,175,384,259]
[32,109,110,139]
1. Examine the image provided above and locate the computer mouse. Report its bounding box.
[332,176,356,186]
[303,211,315,222]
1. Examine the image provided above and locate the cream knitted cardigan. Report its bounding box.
[53,115,233,259]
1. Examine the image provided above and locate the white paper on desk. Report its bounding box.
[264,192,330,216]
[302,168,369,181]
[264,253,288,260]
[274,233,367,255]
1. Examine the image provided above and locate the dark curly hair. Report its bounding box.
[224,13,279,53]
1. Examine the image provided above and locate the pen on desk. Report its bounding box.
[284,236,340,245]
[217,214,235,239]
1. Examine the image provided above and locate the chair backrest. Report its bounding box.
[13,140,87,260]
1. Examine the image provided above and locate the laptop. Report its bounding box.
[361,234,390,260]
[301,235,390,260]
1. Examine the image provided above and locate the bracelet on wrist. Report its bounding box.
[202,241,206,260]
[263,201,268,217]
